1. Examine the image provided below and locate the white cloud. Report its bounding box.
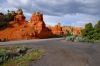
[44,15,61,26]
[44,13,99,27]
[0,0,100,27]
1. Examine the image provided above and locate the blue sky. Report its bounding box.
[0,0,100,27]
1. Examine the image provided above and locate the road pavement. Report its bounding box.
[0,38,100,66]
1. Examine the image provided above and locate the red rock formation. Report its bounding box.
[73,27,81,36]
[28,11,52,38]
[62,26,73,36]
[14,9,25,25]
[29,12,46,33]
[0,9,81,41]
[51,23,63,36]
[62,26,81,36]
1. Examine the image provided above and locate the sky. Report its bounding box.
[0,0,100,27]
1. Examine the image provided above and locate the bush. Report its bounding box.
[74,36,95,43]
[0,48,8,63]
[66,36,76,41]
[0,47,28,64]
[0,46,44,66]
[66,36,94,43]
[65,34,96,43]
[74,37,83,42]
[16,47,28,55]
[2,49,43,66]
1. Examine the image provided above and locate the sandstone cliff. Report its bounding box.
[28,11,53,38]
[14,8,26,25]
[62,26,81,36]
[50,23,63,36]
[0,9,81,41]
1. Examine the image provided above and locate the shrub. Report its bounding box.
[74,36,96,43]
[16,47,28,55]
[2,49,43,66]
[0,48,8,63]
[0,46,44,66]
[66,36,76,41]
[0,47,28,64]
[74,37,83,42]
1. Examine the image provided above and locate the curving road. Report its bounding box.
[0,38,100,66]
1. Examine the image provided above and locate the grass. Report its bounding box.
[0,46,44,66]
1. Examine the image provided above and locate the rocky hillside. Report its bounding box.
[0,9,81,41]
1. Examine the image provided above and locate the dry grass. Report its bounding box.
[0,46,44,66]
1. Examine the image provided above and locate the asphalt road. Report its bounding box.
[0,38,100,66]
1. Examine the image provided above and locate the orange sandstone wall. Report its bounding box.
[0,9,81,41]
[62,26,81,36]
[28,12,52,38]
[50,23,63,36]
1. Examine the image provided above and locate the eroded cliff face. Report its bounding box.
[0,11,52,41]
[50,23,63,36]
[0,9,81,41]
[28,12,52,38]
[0,9,27,41]
[72,27,81,36]
[14,9,25,25]
[28,12,46,33]
[62,26,81,36]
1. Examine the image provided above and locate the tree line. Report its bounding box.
[0,10,16,27]
[81,20,100,41]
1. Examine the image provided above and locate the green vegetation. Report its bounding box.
[67,31,73,36]
[81,21,100,42]
[66,31,75,41]
[0,46,44,66]
[0,10,15,28]
[66,20,100,43]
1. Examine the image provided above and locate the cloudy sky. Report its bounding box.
[0,0,100,27]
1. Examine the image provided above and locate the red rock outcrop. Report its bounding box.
[28,12,46,32]
[73,27,81,36]
[62,26,81,36]
[28,11,52,38]
[62,26,73,36]
[14,9,25,25]
[0,9,81,41]
[50,23,63,36]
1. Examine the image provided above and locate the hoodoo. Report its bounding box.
[28,11,52,38]
[14,8,25,25]
[51,23,63,36]
[0,9,81,41]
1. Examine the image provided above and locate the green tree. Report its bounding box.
[81,23,94,39]
[81,21,100,41]
[94,20,100,31]
[93,20,100,40]
[4,10,14,22]
[94,20,100,29]
[0,10,15,28]
[85,23,93,31]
